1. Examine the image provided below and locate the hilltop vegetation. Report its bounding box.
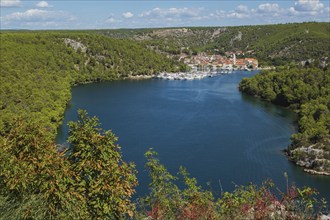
[98,22,330,66]
[239,66,330,174]
[0,31,182,136]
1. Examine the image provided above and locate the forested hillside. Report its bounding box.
[239,67,330,175]
[0,31,182,136]
[98,22,330,66]
[0,31,180,218]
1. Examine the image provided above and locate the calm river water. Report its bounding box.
[57,71,330,201]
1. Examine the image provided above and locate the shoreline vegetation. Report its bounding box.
[1,22,330,218]
[239,66,330,176]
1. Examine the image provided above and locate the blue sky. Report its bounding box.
[1,0,329,29]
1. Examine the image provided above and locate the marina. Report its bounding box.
[155,69,233,80]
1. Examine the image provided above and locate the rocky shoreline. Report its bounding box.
[285,145,330,176]
[303,169,330,176]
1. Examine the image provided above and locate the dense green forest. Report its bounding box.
[0,31,183,137]
[1,24,330,218]
[239,66,330,174]
[97,22,330,66]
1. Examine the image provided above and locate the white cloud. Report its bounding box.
[288,7,299,16]
[140,7,203,19]
[2,9,73,21]
[233,1,327,20]
[255,3,286,18]
[135,7,208,27]
[106,18,117,23]
[257,3,280,13]
[105,14,122,24]
[326,7,330,13]
[98,1,329,29]
[286,0,326,16]
[227,12,248,19]
[294,0,324,12]
[36,1,52,8]
[236,5,250,14]
[227,5,251,19]
[1,8,76,28]
[122,12,133,18]
[210,10,226,19]
[0,0,21,7]
[3,9,51,21]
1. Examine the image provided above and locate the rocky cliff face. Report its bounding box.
[64,38,87,53]
[289,143,330,175]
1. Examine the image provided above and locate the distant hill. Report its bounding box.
[96,22,330,66]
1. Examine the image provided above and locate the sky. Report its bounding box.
[0,0,329,29]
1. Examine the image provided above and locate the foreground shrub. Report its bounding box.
[137,150,328,220]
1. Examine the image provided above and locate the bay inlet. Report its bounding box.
[57,71,330,201]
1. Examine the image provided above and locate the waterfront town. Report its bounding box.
[180,52,259,72]
[156,52,259,80]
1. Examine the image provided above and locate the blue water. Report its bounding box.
[57,71,330,201]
